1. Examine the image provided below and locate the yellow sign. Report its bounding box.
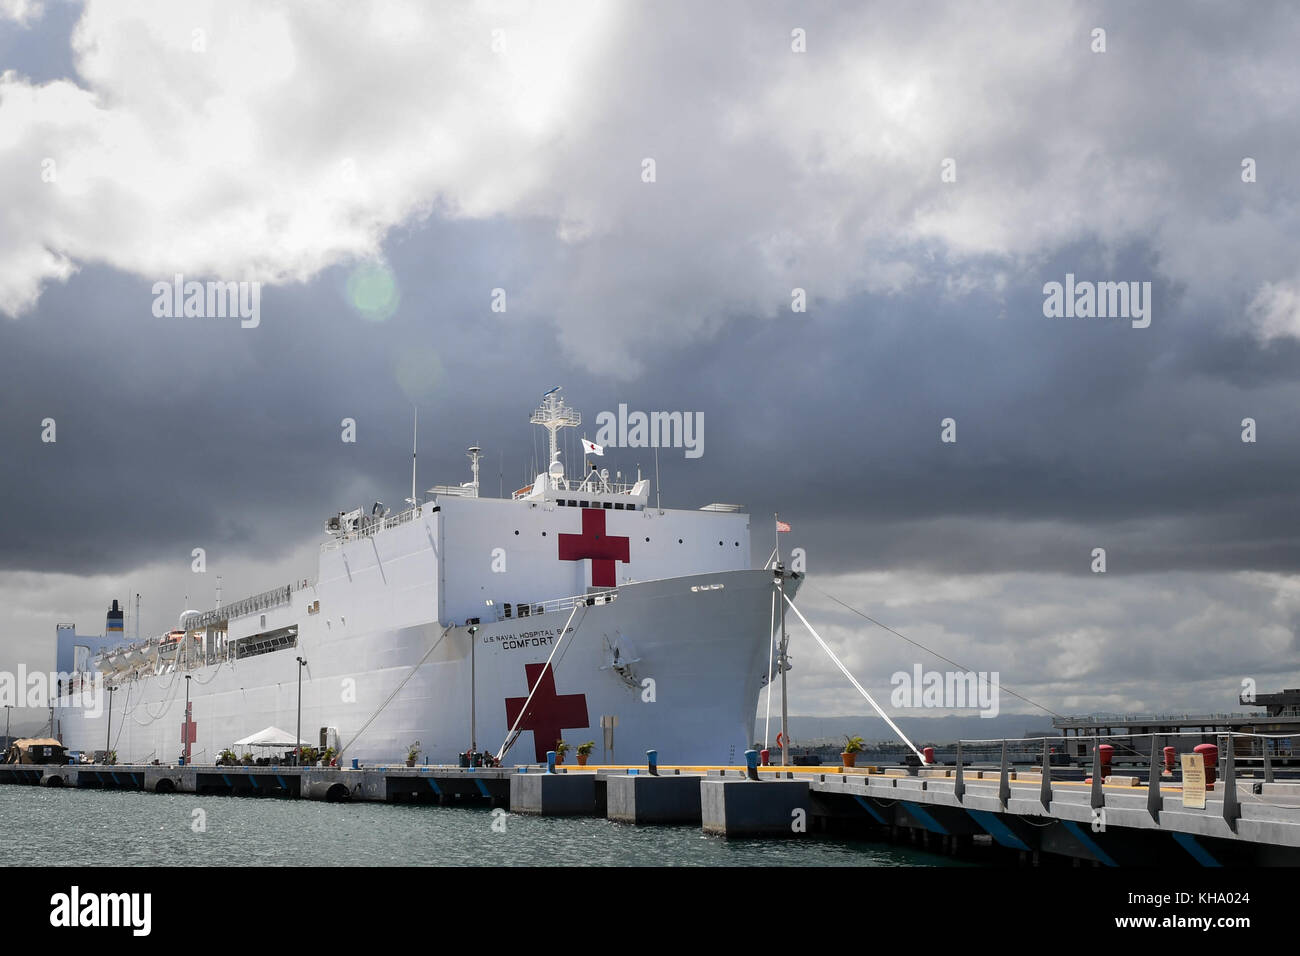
[1181,753,1206,809]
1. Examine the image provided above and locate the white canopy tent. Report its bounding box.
[233,726,309,750]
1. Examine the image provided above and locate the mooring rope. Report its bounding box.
[336,623,453,761]
[783,591,926,762]
[806,580,1064,720]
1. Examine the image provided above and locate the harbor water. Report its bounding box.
[1,786,966,867]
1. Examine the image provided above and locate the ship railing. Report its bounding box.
[942,731,1300,811]
[514,478,643,500]
[486,587,618,622]
[183,584,295,630]
[321,504,422,551]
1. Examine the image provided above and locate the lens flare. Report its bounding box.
[346,261,400,322]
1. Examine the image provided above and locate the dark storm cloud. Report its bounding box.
[4,228,1297,581]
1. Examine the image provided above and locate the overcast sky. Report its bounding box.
[2,1,1298,731]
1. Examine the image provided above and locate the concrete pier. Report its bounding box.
[4,759,1299,865]
[701,778,810,837]
[607,773,702,825]
[509,770,597,815]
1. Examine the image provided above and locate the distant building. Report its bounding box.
[1051,688,1300,765]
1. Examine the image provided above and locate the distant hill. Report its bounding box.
[753,713,1056,746]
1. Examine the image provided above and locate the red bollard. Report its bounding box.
[759,749,770,766]
[1194,743,1218,789]
[1163,746,1177,774]
[1097,744,1114,779]
[922,746,935,764]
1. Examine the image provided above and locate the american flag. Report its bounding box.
[776,520,791,533]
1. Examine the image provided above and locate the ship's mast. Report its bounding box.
[467,445,482,492]
[529,387,580,483]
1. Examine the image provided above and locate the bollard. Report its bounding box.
[1097,743,1114,779]
[646,750,658,776]
[547,750,557,774]
[760,748,770,766]
[1193,743,1218,789]
[745,749,759,781]
[1162,746,1176,775]
[922,746,935,765]
[351,758,359,770]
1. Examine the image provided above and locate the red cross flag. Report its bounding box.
[582,438,604,456]
[776,520,791,532]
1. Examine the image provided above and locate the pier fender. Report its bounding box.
[306,780,351,803]
[151,777,178,794]
[40,773,64,787]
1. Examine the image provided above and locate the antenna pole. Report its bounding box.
[410,407,418,510]
[778,565,789,767]
[654,446,661,511]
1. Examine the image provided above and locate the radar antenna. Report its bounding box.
[529,387,581,479]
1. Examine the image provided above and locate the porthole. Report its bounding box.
[514,530,519,535]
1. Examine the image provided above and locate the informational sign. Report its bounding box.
[1181,753,1206,808]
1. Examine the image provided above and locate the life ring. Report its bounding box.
[775,732,785,749]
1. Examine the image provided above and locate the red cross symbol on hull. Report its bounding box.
[504,663,590,763]
[558,508,630,588]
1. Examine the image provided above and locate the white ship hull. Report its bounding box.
[58,568,795,766]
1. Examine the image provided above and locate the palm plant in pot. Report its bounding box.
[576,740,596,767]
[842,735,865,768]
[554,740,570,765]
[406,740,421,767]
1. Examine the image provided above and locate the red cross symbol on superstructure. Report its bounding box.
[558,508,630,588]
[180,711,197,748]
[504,663,590,763]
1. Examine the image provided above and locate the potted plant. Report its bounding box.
[554,740,570,765]
[240,752,254,766]
[406,741,421,767]
[218,748,238,766]
[105,750,117,766]
[842,735,865,768]
[576,740,596,767]
[321,746,337,766]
